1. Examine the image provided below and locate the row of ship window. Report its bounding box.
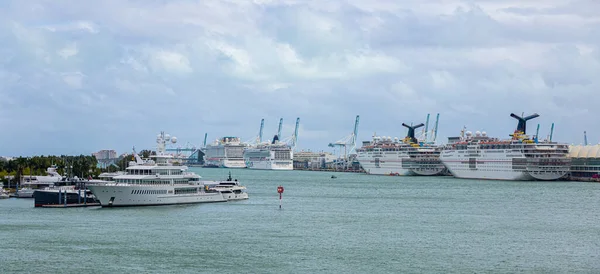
[128,170,183,175]
[131,189,168,195]
[115,179,191,184]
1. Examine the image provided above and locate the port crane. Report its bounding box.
[418,113,440,143]
[278,117,300,149]
[328,115,359,170]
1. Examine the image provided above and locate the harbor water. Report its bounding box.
[1,168,599,273]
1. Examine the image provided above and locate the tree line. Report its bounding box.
[1,150,157,186]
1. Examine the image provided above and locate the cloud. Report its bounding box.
[0,0,598,156]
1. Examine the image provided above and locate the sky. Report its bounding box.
[0,0,599,157]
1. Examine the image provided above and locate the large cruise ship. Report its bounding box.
[440,113,571,181]
[87,132,226,207]
[244,136,294,170]
[243,118,299,170]
[203,136,247,168]
[356,122,446,176]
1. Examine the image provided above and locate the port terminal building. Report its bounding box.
[568,145,600,181]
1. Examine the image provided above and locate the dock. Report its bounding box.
[40,203,101,208]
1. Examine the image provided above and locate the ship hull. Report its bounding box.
[245,160,293,170]
[204,159,246,168]
[33,190,98,207]
[441,158,569,181]
[357,155,445,176]
[87,184,227,207]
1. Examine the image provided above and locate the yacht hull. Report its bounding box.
[33,190,98,207]
[88,185,227,207]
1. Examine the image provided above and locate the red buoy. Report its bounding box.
[277,186,284,209]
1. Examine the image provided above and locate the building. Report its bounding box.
[293,151,339,170]
[93,150,117,160]
[568,145,600,181]
[93,150,119,169]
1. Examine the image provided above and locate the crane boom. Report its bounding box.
[277,118,283,139]
[259,118,264,144]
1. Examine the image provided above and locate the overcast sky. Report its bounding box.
[1,0,598,156]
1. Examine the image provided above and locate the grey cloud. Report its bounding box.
[0,0,599,155]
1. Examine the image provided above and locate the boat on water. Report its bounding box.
[243,118,299,170]
[13,187,36,198]
[87,132,227,207]
[203,136,248,168]
[204,172,248,201]
[244,136,294,170]
[33,182,99,207]
[356,118,446,176]
[21,165,63,188]
[440,113,571,181]
[0,189,9,199]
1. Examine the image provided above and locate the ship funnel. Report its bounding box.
[510,113,539,134]
[402,123,425,143]
[271,134,279,144]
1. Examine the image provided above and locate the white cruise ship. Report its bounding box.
[356,123,446,176]
[440,113,571,181]
[243,118,299,170]
[203,136,247,168]
[244,137,293,170]
[87,132,226,207]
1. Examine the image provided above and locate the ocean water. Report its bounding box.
[1,168,599,273]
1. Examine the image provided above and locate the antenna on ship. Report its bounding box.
[534,124,540,143]
[549,123,554,142]
[584,131,588,146]
[510,112,539,134]
[402,122,425,144]
[203,133,208,148]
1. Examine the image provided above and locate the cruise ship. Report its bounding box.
[87,132,226,207]
[243,118,299,170]
[203,136,247,168]
[244,135,294,170]
[440,113,571,181]
[356,122,446,176]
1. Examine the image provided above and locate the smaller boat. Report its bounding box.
[205,172,248,201]
[13,187,36,198]
[331,175,337,179]
[33,178,100,207]
[0,189,9,199]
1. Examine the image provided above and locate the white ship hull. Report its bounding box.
[245,159,293,170]
[441,153,569,181]
[356,153,445,176]
[88,184,226,207]
[358,160,413,175]
[205,159,246,168]
[220,192,248,201]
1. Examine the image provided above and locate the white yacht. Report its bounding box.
[87,132,226,207]
[13,187,36,198]
[205,172,249,201]
[0,189,9,199]
[21,166,63,188]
